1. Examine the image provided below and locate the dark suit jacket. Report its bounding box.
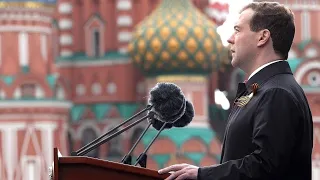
[198,61,313,180]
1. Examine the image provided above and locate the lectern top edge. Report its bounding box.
[53,148,170,179]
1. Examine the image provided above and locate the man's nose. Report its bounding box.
[227,34,234,44]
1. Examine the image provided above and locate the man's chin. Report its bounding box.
[231,59,238,68]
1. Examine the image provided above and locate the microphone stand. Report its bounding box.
[72,105,153,156]
[133,122,168,168]
[121,121,152,165]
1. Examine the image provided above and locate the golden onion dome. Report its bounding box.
[128,0,226,76]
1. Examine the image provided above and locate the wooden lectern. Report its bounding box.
[51,148,170,180]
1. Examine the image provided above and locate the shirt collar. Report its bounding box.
[248,60,283,80]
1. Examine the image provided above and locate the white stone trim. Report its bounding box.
[40,34,48,62]
[118,47,128,54]
[0,34,2,66]
[117,0,132,10]
[118,32,132,42]
[301,11,310,41]
[0,26,51,34]
[60,50,73,57]
[186,122,210,128]
[313,116,320,123]
[0,114,68,121]
[35,122,57,168]
[295,61,320,83]
[18,32,29,67]
[56,59,130,67]
[0,89,5,99]
[117,16,132,26]
[59,34,73,46]
[0,12,51,23]
[0,123,26,180]
[59,19,73,30]
[21,156,41,180]
[287,4,320,11]
[58,2,73,14]
[0,101,72,108]
[35,85,45,99]
[14,87,21,99]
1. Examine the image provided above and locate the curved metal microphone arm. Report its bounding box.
[121,121,152,165]
[77,114,150,156]
[134,122,169,167]
[72,105,153,156]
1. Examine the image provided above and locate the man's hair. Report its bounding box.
[241,2,295,59]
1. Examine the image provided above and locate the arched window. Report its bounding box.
[84,14,105,57]
[81,128,99,158]
[106,127,123,161]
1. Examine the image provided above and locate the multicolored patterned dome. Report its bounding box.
[128,0,226,76]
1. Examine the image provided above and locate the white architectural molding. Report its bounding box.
[59,34,73,46]
[35,123,57,168]
[60,50,73,57]
[14,87,22,99]
[0,89,5,99]
[58,2,73,14]
[35,85,45,99]
[0,26,51,34]
[0,123,26,180]
[117,16,132,26]
[0,114,68,121]
[314,116,320,123]
[0,34,2,66]
[301,11,310,40]
[287,4,320,11]
[40,34,48,62]
[117,0,132,10]
[295,61,320,83]
[59,19,73,30]
[118,32,132,42]
[0,12,51,23]
[118,47,128,54]
[18,32,29,67]
[0,101,72,108]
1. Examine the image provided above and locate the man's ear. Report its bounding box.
[257,29,270,47]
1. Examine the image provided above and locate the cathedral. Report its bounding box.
[0,0,318,180]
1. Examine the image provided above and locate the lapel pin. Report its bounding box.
[235,83,259,107]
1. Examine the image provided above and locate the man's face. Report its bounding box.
[227,8,258,70]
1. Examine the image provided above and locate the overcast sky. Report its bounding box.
[215,0,253,46]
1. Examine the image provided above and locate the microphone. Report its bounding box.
[122,83,194,167]
[71,82,194,164]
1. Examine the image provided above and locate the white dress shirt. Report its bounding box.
[248,60,283,80]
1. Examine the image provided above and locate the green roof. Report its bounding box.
[141,127,220,167]
[142,127,215,147]
[56,51,129,62]
[287,57,302,73]
[70,103,142,122]
[0,76,15,85]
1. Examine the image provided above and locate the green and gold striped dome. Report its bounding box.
[128,0,226,76]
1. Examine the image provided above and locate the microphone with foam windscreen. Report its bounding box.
[72,82,194,167]
[128,83,195,167]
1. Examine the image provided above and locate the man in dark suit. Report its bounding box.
[158,2,313,180]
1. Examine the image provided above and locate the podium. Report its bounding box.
[52,148,170,180]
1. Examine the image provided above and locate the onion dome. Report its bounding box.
[128,0,226,76]
[0,0,56,9]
